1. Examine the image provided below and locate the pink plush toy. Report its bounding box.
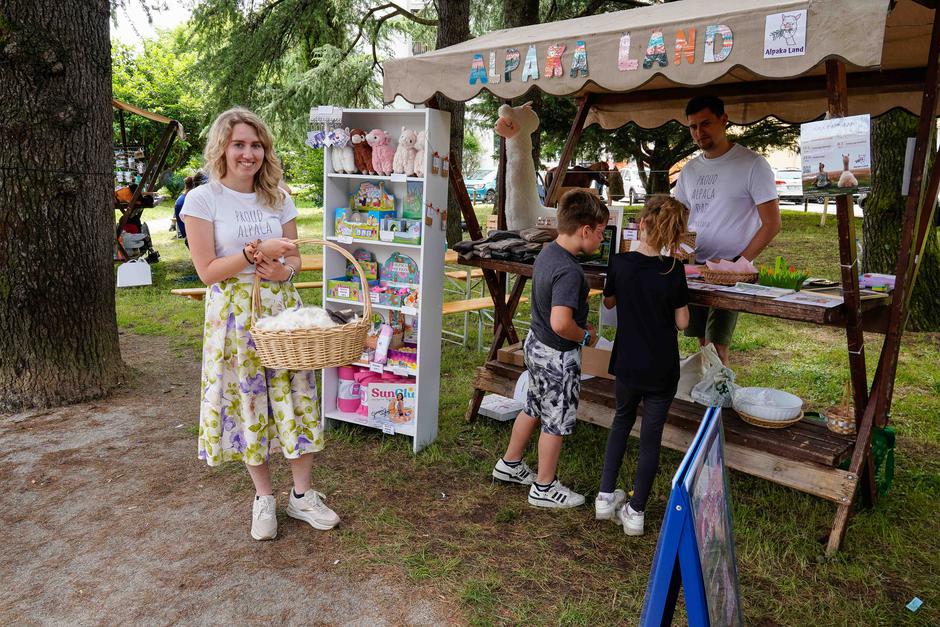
[366,129,395,176]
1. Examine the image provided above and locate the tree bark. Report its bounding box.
[435,0,470,246]
[0,0,124,411]
[503,0,541,173]
[864,109,940,331]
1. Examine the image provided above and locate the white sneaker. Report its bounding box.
[594,489,626,521]
[492,458,536,485]
[527,479,585,509]
[251,495,277,540]
[619,503,645,536]
[286,490,340,530]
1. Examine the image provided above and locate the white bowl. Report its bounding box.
[732,387,803,421]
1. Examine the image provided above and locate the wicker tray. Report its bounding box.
[737,409,804,429]
[701,269,759,286]
[250,239,371,370]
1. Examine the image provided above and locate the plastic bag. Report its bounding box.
[690,345,737,407]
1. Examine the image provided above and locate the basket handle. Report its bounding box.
[251,238,373,327]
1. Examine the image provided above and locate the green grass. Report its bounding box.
[118,203,940,625]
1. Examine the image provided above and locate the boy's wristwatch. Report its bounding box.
[581,329,592,346]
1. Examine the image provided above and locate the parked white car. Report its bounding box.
[774,168,804,204]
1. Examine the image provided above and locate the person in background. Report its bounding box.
[673,95,781,365]
[174,176,194,240]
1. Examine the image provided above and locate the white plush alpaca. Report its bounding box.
[393,127,418,175]
[329,127,356,174]
[413,130,427,178]
[494,102,554,231]
[837,154,858,188]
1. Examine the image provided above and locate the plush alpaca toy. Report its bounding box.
[413,131,427,177]
[350,128,373,174]
[329,127,356,174]
[366,129,395,176]
[837,154,858,188]
[494,102,555,230]
[393,127,418,176]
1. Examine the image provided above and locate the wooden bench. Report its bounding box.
[442,295,528,316]
[171,281,323,301]
[445,268,484,281]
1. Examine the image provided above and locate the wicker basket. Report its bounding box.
[737,409,804,429]
[250,239,371,370]
[825,406,857,435]
[701,269,759,286]
[672,231,698,263]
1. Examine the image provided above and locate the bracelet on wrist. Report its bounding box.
[284,263,296,282]
[243,248,255,264]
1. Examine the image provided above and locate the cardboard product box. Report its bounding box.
[581,345,615,380]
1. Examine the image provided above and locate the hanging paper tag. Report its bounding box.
[431,152,441,175]
[441,156,449,178]
[369,362,384,374]
[381,422,396,435]
[401,306,418,316]
[425,204,434,226]
[440,208,447,231]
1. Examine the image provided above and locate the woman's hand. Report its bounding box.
[254,253,292,281]
[256,237,297,259]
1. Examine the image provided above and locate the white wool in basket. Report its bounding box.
[254,306,340,332]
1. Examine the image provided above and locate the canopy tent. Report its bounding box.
[381,0,940,555]
[385,0,933,128]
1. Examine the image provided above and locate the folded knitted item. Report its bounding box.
[519,227,557,243]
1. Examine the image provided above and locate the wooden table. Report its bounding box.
[456,253,885,508]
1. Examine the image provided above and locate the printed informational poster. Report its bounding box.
[764,10,807,58]
[800,115,871,198]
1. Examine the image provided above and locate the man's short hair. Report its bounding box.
[685,95,725,118]
[556,189,610,234]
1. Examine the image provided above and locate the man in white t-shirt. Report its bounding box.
[674,96,781,365]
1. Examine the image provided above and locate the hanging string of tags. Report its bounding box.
[306,106,344,149]
[425,203,447,230]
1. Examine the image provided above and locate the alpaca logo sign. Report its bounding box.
[764,10,807,58]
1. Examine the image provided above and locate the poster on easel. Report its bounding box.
[800,114,871,198]
[640,407,744,627]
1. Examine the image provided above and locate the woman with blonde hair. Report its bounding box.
[180,107,339,540]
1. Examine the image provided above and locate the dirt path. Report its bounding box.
[0,334,457,625]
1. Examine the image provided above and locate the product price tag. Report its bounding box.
[401,306,418,316]
[337,235,354,244]
[381,422,396,435]
[390,173,407,182]
[369,362,384,373]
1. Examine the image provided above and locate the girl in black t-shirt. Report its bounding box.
[594,196,690,536]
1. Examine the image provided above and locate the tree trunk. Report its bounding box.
[0,0,124,411]
[435,0,470,246]
[864,109,940,331]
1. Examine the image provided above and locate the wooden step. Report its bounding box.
[442,296,527,316]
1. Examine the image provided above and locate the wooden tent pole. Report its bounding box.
[873,8,940,425]
[114,121,176,239]
[827,13,940,553]
[497,98,509,231]
[545,95,593,207]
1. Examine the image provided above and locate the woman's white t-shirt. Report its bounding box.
[180,182,299,275]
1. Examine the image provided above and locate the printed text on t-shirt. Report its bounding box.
[235,209,274,239]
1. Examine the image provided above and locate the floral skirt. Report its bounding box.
[197,277,323,467]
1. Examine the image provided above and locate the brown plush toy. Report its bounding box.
[350,128,373,175]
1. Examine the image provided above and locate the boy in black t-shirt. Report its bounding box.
[596,196,690,535]
[491,190,609,509]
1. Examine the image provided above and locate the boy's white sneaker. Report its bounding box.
[619,503,645,536]
[286,490,340,530]
[492,458,536,485]
[594,490,626,521]
[527,479,585,509]
[251,495,277,541]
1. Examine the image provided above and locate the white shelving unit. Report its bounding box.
[319,107,451,453]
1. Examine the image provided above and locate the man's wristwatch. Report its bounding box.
[581,329,592,347]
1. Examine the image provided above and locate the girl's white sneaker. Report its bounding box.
[619,503,645,536]
[594,489,626,521]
